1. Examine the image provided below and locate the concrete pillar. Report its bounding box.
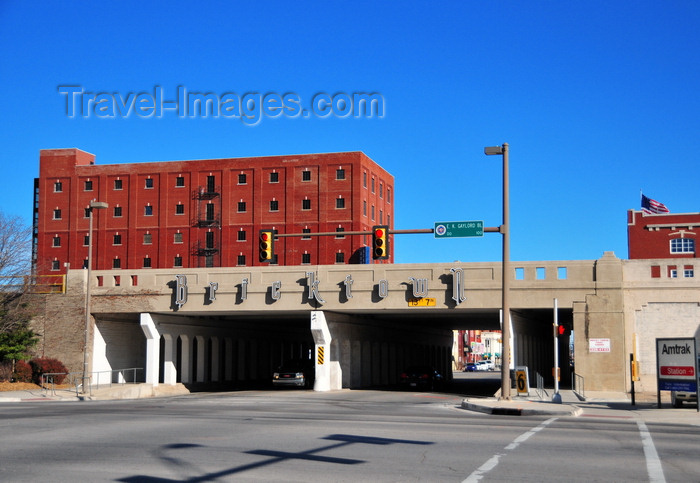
[210,336,220,382]
[139,313,160,386]
[180,334,191,383]
[224,337,233,381]
[311,311,335,391]
[195,335,206,382]
[162,333,177,385]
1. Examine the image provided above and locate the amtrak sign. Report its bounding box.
[656,337,698,393]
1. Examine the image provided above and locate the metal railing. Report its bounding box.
[572,372,585,399]
[40,367,143,397]
[535,372,549,400]
[41,371,82,396]
[91,367,143,390]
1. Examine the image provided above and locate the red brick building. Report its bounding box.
[627,209,698,264]
[33,149,394,274]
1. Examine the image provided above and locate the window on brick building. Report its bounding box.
[371,205,375,220]
[363,201,367,217]
[143,257,151,268]
[302,253,311,264]
[174,256,183,267]
[175,203,185,215]
[371,177,375,193]
[237,201,246,213]
[144,205,153,216]
[238,173,246,184]
[114,206,122,217]
[84,235,90,246]
[270,172,279,183]
[363,171,367,188]
[84,208,90,218]
[206,175,216,193]
[143,233,152,244]
[237,230,246,241]
[176,176,185,187]
[114,179,122,190]
[237,254,246,266]
[684,265,695,278]
[53,209,62,220]
[82,259,88,269]
[51,260,60,271]
[271,253,278,265]
[113,234,122,245]
[302,199,311,210]
[270,200,279,212]
[336,197,345,209]
[205,231,214,249]
[335,227,345,239]
[54,181,62,192]
[302,228,311,240]
[302,170,311,182]
[336,168,345,180]
[113,258,121,269]
[379,182,383,198]
[52,236,60,247]
[84,180,93,191]
[668,265,678,278]
[335,252,345,263]
[145,178,154,189]
[670,238,695,254]
[174,233,183,244]
[387,187,391,203]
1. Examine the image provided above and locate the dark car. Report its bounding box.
[399,366,444,391]
[464,362,478,372]
[272,359,315,388]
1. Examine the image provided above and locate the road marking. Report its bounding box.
[462,418,557,482]
[637,420,666,482]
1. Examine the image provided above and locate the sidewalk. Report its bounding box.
[0,383,189,402]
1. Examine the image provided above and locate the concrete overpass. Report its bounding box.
[34,252,700,394]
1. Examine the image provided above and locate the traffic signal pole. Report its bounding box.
[553,298,562,403]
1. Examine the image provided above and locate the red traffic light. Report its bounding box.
[372,225,389,260]
[558,325,566,336]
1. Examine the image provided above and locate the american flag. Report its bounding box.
[641,194,669,214]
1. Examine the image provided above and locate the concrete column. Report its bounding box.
[210,336,220,382]
[224,337,233,381]
[311,311,334,391]
[139,313,160,386]
[162,333,177,385]
[195,335,206,382]
[180,334,191,383]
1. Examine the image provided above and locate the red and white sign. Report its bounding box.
[657,338,697,382]
[589,338,611,352]
[660,366,695,377]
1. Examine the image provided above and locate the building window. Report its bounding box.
[271,253,278,265]
[270,172,279,183]
[143,257,151,268]
[379,210,383,224]
[53,209,62,220]
[174,233,183,244]
[668,265,678,278]
[302,170,311,182]
[113,234,122,245]
[205,231,215,249]
[144,205,153,216]
[83,235,90,246]
[114,179,123,190]
[335,227,345,239]
[379,182,383,198]
[143,233,152,244]
[238,173,246,184]
[237,201,246,213]
[205,203,215,221]
[336,168,345,180]
[176,176,185,187]
[684,267,695,278]
[336,197,345,209]
[114,206,122,217]
[51,260,60,271]
[371,205,375,220]
[335,252,345,263]
[84,180,93,191]
[112,258,121,269]
[175,204,185,215]
[670,238,695,254]
[206,175,216,193]
[52,236,60,247]
[82,259,88,269]
[174,256,183,267]
[387,187,391,203]
[84,208,90,218]
[363,172,367,188]
[363,201,367,217]
[145,178,154,189]
[302,199,311,211]
[54,181,62,192]
[302,253,311,264]
[237,254,246,266]
[371,177,375,193]
[237,230,246,241]
[270,200,279,212]
[302,228,311,240]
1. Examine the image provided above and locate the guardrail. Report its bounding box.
[41,367,143,396]
[535,372,548,399]
[91,367,143,390]
[572,372,585,399]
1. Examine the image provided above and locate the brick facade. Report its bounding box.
[34,149,394,275]
[627,209,699,260]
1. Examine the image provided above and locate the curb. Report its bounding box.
[461,399,583,417]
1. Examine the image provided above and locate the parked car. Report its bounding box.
[272,359,315,388]
[671,390,697,408]
[464,362,478,372]
[476,360,494,371]
[399,366,444,391]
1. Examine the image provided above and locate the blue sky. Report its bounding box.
[2,1,699,264]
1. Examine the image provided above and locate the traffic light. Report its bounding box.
[372,225,389,260]
[259,229,275,262]
[556,324,570,337]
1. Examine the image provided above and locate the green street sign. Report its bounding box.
[434,221,484,238]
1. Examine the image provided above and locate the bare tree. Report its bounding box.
[0,211,33,335]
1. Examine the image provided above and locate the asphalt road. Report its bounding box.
[1,379,699,482]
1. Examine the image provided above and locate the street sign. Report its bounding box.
[408,297,436,307]
[434,221,483,238]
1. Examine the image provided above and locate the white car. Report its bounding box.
[476,360,494,371]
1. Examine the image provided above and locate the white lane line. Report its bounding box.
[462,418,558,482]
[637,420,666,483]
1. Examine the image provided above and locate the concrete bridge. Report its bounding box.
[34,252,700,394]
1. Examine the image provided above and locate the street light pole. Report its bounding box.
[82,200,108,393]
[485,143,511,400]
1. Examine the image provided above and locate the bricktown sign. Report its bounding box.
[173,268,468,310]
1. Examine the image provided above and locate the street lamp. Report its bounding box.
[82,200,108,393]
[484,143,511,400]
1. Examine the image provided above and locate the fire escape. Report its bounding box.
[192,176,221,268]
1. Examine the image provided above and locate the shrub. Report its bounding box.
[13,360,32,383]
[0,361,12,382]
[30,357,68,385]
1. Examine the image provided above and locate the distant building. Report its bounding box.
[628,210,698,260]
[33,149,394,275]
